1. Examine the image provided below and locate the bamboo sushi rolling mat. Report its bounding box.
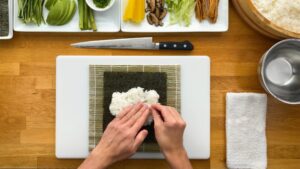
[89,65,181,152]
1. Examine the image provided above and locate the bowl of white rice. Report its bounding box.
[232,0,300,39]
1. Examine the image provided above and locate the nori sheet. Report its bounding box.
[0,0,9,36]
[103,72,167,143]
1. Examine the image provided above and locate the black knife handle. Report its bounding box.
[159,41,194,50]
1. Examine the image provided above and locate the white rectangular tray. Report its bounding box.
[14,0,121,32]
[121,0,229,32]
[56,56,210,159]
[0,0,13,40]
[13,0,228,33]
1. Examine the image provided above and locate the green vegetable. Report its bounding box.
[46,0,77,26]
[78,0,97,31]
[18,0,45,26]
[165,0,195,26]
[93,0,111,8]
[45,0,58,10]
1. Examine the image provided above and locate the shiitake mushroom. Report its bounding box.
[146,0,167,27]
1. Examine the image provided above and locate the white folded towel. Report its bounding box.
[226,93,268,169]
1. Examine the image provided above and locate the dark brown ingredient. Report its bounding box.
[147,14,153,25]
[149,0,155,12]
[159,8,167,20]
[150,13,159,26]
[155,7,160,18]
[146,0,167,27]
[159,20,163,26]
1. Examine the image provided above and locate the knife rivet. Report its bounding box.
[164,44,167,48]
[174,44,177,48]
[184,44,187,48]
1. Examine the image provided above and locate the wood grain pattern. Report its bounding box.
[0,3,300,169]
[0,63,20,75]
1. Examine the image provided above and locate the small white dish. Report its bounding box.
[85,0,115,12]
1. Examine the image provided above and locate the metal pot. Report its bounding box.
[258,39,300,104]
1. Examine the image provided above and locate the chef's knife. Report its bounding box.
[71,37,193,50]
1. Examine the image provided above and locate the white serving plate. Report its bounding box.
[121,0,229,32]
[56,56,210,159]
[0,0,13,40]
[13,0,121,32]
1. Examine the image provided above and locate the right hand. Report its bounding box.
[151,104,187,156]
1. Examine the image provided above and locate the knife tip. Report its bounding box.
[70,43,79,48]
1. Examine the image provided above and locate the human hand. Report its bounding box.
[79,103,150,169]
[151,104,192,169]
[151,104,186,155]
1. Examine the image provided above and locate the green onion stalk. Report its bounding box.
[18,0,45,26]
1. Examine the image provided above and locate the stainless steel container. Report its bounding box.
[259,39,300,104]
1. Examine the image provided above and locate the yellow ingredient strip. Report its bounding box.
[123,0,145,24]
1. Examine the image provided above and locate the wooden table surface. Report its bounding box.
[1,2,300,169]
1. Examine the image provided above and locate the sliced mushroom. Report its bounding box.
[145,8,150,12]
[159,20,164,26]
[156,0,161,8]
[155,7,160,18]
[146,0,166,27]
[149,0,156,12]
[159,8,167,20]
[150,13,159,26]
[147,14,154,25]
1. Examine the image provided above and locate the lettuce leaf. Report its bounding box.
[165,0,195,26]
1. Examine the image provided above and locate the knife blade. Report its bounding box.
[71,37,193,50]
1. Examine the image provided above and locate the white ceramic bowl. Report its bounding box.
[85,0,115,12]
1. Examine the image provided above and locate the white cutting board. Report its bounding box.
[56,56,210,159]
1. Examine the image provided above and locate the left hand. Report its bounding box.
[79,103,150,169]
